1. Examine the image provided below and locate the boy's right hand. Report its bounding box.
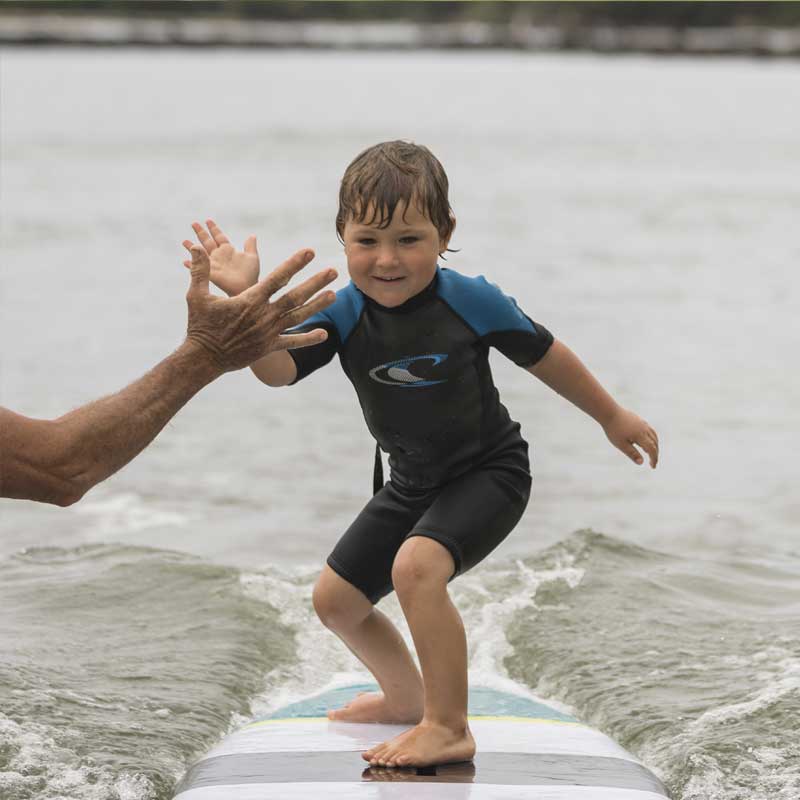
[182,219,259,297]
[184,244,336,373]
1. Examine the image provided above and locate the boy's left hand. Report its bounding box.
[182,219,260,297]
[603,408,659,469]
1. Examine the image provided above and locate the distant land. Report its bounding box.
[1,1,799,56]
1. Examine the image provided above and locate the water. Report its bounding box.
[1,49,799,799]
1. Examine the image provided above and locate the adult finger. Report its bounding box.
[278,290,337,330]
[270,329,330,352]
[187,246,210,295]
[206,219,231,247]
[255,249,316,298]
[271,268,338,315]
[192,222,217,255]
[182,239,195,254]
[244,234,258,255]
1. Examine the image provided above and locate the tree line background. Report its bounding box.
[3,1,800,27]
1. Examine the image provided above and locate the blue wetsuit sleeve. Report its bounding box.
[438,271,554,367]
[286,282,365,383]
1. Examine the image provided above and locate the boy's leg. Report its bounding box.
[314,480,437,723]
[363,536,474,767]
[363,446,532,767]
[313,565,424,723]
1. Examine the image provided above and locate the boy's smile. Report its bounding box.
[343,201,451,308]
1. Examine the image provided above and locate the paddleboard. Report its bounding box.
[174,683,669,799]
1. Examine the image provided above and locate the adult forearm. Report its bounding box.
[54,341,221,499]
[527,339,620,427]
[0,242,335,507]
[0,343,217,505]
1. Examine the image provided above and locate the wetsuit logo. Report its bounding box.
[368,354,448,387]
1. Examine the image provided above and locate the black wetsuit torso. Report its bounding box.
[289,266,554,490]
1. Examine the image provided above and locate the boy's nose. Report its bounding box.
[375,246,399,268]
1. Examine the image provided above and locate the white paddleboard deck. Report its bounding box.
[174,684,669,799]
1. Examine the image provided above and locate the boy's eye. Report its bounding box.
[399,236,419,245]
[358,238,376,246]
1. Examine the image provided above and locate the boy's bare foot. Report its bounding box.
[362,721,475,768]
[327,691,423,724]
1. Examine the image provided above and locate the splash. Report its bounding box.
[0,714,158,800]
[240,546,587,718]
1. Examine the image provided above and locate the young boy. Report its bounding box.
[183,140,659,769]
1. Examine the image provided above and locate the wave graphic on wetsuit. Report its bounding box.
[368,353,448,387]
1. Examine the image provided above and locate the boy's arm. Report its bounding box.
[527,339,659,468]
[249,350,297,387]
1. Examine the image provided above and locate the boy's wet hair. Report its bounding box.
[336,141,456,251]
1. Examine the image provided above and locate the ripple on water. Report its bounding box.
[0,544,296,799]
[2,532,798,799]
[501,530,800,800]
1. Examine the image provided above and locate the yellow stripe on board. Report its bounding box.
[469,715,582,726]
[245,717,330,727]
[245,715,583,730]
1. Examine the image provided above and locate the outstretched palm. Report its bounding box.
[183,219,260,297]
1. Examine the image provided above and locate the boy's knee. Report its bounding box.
[312,577,369,632]
[391,537,453,597]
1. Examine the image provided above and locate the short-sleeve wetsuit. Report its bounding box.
[289,266,553,603]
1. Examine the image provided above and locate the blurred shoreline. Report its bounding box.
[1,14,799,56]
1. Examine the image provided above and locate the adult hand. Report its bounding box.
[185,244,336,373]
[0,242,337,506]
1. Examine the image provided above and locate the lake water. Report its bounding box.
[1,48,799,800]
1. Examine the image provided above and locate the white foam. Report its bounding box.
[637,645,800,800]
[454,556,584,710]
[679,747,800,800]
[240,553,586,719]
[240,566,382,718]
[451,550,585,720]
[688,651,800,731]
[0,713,158,800]
[71,491,188,535]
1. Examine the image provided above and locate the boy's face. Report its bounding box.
[343,200,450,308]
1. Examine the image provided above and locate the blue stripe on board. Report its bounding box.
[258,684,576,723]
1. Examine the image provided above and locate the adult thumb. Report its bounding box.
[189,245,210,294]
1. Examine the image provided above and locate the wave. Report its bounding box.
[0,544,296,799]
[501,530,800,799]
[1,532,798,798]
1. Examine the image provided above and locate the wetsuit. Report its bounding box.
[289,266,553,603]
